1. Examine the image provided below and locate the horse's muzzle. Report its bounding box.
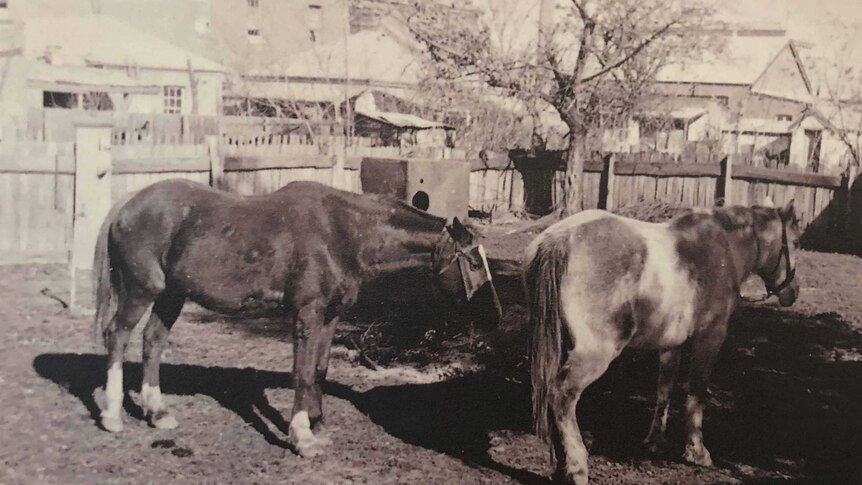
[777,282,799,307]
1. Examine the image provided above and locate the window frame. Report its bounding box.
[163,85,184,114]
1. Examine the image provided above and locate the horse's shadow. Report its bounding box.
[32,354,297,448]
[32,353,548,483]
[32,301,862,484]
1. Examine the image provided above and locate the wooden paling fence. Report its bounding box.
[2,119,860,264]
[490,150,858,252]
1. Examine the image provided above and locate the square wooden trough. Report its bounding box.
[360,157,470,221]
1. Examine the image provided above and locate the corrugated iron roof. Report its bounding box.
[248,28,422,85]
[722,117,793,134]
[25,15,226,72]
[355,108,451,129]
[27,62,161,93]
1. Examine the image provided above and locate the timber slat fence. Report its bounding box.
[1,120,860,262]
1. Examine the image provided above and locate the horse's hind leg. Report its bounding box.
[682,325,727,467]
[101,294,151,433]
[551,342,620,485]
[141,289,185,429]
[288,301,331,458]
[644,348,682,453]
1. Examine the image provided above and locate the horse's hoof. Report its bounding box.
[643,435,670,455]
[101,414,124,433]
[683,445,713,467]
[149,411,179,430]
[294,438,326,458]
[312,429,333,447]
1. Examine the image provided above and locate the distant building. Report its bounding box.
[789,101,862,173]
[632,29,814,163]
[23,15,225,116]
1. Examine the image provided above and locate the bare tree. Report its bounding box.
[788,12,862,174]
[407,0,714,214]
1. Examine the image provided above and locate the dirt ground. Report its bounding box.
[2,220,862,484]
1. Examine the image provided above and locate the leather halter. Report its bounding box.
[746,216,795,302]
[764,219,796,298]
[435,229,496,304]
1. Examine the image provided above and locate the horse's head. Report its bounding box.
[432,217,502,323]
[754,199,801,307]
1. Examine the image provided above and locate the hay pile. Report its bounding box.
[613,201,692,223]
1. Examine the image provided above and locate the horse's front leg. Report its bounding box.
[288,302,337,457]
[682,324,727,467]
[644,347,682,454]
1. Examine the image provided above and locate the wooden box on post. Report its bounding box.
[360,157,470,221]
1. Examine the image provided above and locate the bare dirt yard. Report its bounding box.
[2,216,862,484]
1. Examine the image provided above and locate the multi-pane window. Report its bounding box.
[248,0,259,7]
[164,86,183,114]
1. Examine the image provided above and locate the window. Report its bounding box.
[776,114,792,122]
[82,92,113,111]
[247,0,259,7]
[163,86,183,114]
[0,1,8,8]
[43,91,79,109]
[43,91,113,110]
[247,21,263,43]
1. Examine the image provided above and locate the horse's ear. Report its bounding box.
[446,217,473,246]
[778,199,797,222]
[762,195,775,208]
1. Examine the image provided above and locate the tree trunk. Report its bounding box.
[562,131,586,215]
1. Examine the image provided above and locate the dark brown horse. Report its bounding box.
[525,200,800,484]
[93,178,499,457]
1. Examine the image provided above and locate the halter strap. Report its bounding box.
[764,220,796,297]
[743,215,795,302]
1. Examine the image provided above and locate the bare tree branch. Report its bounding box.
[581,18,678,83]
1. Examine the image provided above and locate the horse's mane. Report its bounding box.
[710,205,777,234]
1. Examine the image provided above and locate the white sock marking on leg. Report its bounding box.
[105,362,123,419]
[141,383,163,413]
[290,411,315,442]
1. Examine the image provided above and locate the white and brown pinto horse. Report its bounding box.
[524,200,800,484]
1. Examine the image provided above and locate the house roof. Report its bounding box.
[792,101,862,134]
[722,117,794,134]
[27,62,161,94]
[355,108,451,130]
[247,27,422,86]
[656,34,792,85]
[24,15,226,72]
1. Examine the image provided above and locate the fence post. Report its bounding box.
[207,135,224,190]
[719,155,734,206]
[70,122,112,314]
[843,164,858,252]
[600,153,616,210]
[333,133,346,190]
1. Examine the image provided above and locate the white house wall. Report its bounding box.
[750,45,810,102]
[788,126,809,169]
[0,56,30,132]
[131,69,223,115]
[26,68,223,116]
[821,133,854,173]
[789,125,856,174]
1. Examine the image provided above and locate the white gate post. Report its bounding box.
[70,122,112,313]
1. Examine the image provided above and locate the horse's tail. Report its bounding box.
[525,235,571,442]
[93,191,136,349]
